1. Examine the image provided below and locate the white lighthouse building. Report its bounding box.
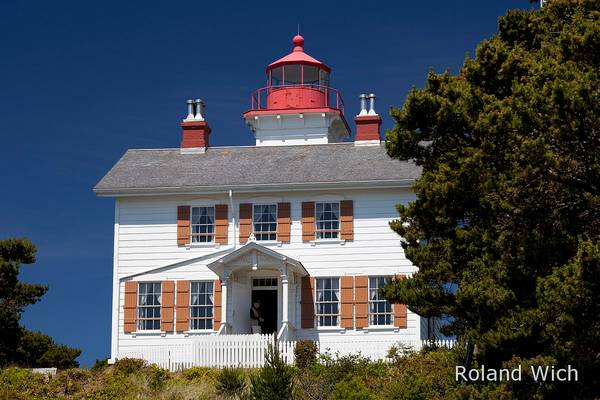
[95,35,444,368]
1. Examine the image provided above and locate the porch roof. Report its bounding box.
[207,242,308,277]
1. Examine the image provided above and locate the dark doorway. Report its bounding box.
[251,290,277,334]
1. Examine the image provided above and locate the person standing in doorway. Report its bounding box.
[250,299,264,334]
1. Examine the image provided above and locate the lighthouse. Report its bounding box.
[243,35,352,146]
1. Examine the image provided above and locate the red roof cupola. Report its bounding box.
[243,35,350,146]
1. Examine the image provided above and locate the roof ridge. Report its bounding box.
[126,142,367,152]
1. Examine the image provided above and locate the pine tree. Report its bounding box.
[382,1,599,397]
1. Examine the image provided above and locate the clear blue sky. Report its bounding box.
[0,0,535,367]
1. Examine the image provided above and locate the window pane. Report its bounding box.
[284,65,301,85]
[304,66,319,85]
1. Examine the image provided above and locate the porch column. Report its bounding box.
[221,272,230,330]
[281,266,289,324]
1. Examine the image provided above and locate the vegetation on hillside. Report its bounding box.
[383,0,600,398]
[0,345,527,400]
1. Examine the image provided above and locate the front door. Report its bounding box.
[251,289,278,334]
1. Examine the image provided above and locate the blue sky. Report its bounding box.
[0,0,535,367]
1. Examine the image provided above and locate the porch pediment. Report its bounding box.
[207,242,307,278]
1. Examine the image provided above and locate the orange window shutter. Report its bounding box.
[175,280,190,332]
[354,276,369,328]
[393,275,408,328]
[215,205,228,244]
[124,281,138,333]
[161,281,175,332]
[340,200,354,241]
[239,203,253,244]
[340,276,354,329]
[177,206,191,245]
[213,280,222,331]
[277,202,291,243]
[300,276,315,328]
[301,202,315,241]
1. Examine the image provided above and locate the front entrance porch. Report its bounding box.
[207,242,308,340]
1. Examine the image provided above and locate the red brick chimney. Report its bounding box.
[181,99,211,153]
[354,93,381,144]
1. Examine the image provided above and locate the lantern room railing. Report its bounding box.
[249,84,345,115]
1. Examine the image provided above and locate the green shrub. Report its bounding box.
[112,357,147,374]
[294,340,318,369]
[215,367,247,399]
[0,367,48,399]
[331,376,377,400]
[147,364,170,391]
[249,344,294,400]
[91,357,109,372]
[182,366,219,383]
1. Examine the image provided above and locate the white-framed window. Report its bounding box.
[190,281,214,330]
[253,204,277,241]
[191,206,215,243]
[369,276,393,326]
[137,282,161,331]
[315,202,340,239]
[315,277,340,327]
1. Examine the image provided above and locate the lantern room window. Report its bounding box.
[269,64,329,87]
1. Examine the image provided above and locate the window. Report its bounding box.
[303,66,319,85]
[253,204,277,241]
[315,277,340,327]
[190,281,214,330]
[191,206,215,243]
[253,278,278,287]
[315,202,340,239]
[369,277,393,326]
[138,282,161,331]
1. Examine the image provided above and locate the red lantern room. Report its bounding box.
[244,35,350,146]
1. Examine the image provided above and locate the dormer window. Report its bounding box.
[253,204,277,241]
[316,202,340,239]
[191,206,215,243]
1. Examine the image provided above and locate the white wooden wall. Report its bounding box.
[111,187,421,360]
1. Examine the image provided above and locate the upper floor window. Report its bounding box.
[316,202,339,239]
[191,206,215,243]
[315,277,340,327]
[138,282,161,331]
[253,204,277,241]
[190,281,214,330]
[369,276,393,326]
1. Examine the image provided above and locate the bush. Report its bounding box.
[249,344,294,400]
[182,366,219,383]
[112,357,147,374]
[91,357,109,372]
[331,376,377,400]
[147,364,170,391]
[294,340,318,369]
[215,367,247,399]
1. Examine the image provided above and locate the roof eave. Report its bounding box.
[93,179,416,197]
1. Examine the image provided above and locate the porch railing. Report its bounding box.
[116,336,455,371]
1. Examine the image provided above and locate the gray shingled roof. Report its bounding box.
[94,143,420,195]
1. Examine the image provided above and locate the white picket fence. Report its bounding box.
[117,335,456,371]
[118,334,295,371]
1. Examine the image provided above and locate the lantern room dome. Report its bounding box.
[267,35,331,73]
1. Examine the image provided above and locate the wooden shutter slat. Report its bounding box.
[354,275,368,328]
[340,200,354,241]
[213,280,222,331]
[239,203,252,244]
[161,281,175,332]
[177,206,190,245]
[301,202,315,241]
[176,280,190,332]
[277,202,291,243]
[215,205,228,244]
[393,275,407,328]
[124,281,138,333]
[340,276,354,329]
[300,276,315,328]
